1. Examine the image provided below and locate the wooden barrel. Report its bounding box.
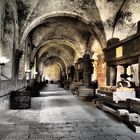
[10,90,31,109]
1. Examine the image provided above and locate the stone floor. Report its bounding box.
[0,84,140,140]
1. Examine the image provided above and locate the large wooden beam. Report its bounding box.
[97,103,140,133]
[127,98,140,115]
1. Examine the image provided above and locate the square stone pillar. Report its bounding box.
[106,65,117,86]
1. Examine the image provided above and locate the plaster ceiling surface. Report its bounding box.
[30,16,92,55]
[15,0,140,69]
[38,43,75,60]
[41,56,67,70]
[17,0,140,42]
[30,16,94,66]
[17,0,105,49]
[39,46,74,66]
[95,0,140,40]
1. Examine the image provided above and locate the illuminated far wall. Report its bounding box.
[43,64,60,81]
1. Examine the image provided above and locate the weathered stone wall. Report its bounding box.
[0,0,4,53]
[0,0,26,111]
[1,0,18,79]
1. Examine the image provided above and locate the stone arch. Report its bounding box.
[20,12,106,50]
[31,39,80,63]
[38,56,67,72]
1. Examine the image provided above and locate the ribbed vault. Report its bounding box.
[39,56,67,72]
[15,0,140,82]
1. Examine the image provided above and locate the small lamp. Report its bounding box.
[0,56,9,65]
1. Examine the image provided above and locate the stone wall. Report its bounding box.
[0,0,4,52]
[1,0,18,79]
[0,0,26,111]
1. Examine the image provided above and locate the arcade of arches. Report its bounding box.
[0,1,140,138]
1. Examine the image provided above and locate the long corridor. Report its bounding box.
[0,84,140,140]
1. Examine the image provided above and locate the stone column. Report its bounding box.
[73,63,79,82]
[70,66,75,81]
[106,66,111,86]
[14,49,23,79]
[83,54,93,87]
[60,69,66,88]
[110,66,117,86]
[75,70,79,82]
[106,65,117,86]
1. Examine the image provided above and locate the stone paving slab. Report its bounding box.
[0,121,139,140]
[0,84,140,140]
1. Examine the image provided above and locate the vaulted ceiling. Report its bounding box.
[17,0,140,43]
[16,0,140,72]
